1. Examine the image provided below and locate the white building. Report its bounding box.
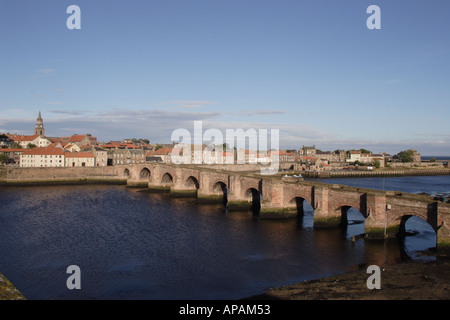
[65,152,95,167]
[12,134,52,148]
[347,151,361,163]
[20,147,65,167]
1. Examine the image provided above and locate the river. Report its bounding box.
[0,175,448,300]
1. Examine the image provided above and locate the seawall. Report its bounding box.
[0,166,126,186]
[303,168,450,179]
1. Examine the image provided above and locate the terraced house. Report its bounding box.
[20,147,65,167]
[65,151,95,167]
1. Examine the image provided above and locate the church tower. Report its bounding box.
[34,111,45,136]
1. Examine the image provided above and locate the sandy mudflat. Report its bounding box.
[246,246,450,300]
[0,272,26,300]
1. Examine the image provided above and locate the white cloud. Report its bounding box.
[36,68,56,75]
[155,100,217,109]
[45,101,64,105]
[2,107,449,155]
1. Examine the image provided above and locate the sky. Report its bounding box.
[1,0,450,155]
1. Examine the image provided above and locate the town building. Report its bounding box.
[108,148,146,165]
[146,147,173,163]
[0,134,13,147]
[347,150,361,163]
[0,148,25,165]
[411,149,422,163]
[20,147,65,168]
[11,134,51,148]
[65,152,95,167]
[63,144,81,152]
[82,146,108,167]
[68,134,96,147]
[270,150,296,162]
[299,145,316,156]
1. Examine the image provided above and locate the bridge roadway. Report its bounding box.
[118,163,450,245]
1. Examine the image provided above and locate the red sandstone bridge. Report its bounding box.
[2,163,449,245]
[116,163,450,245]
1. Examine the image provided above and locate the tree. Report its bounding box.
[373,159,381,168]
[27,143,37,149]
[430,158,436,162]
[0,154,9,164]
[154,145,163,151]
[393,150,414,162]
[11,142,22,149]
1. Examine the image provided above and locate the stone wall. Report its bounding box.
[3,166,120,183]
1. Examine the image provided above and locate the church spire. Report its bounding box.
[34,111,45,136]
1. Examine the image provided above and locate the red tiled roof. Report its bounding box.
[22,147,64,156]
[65,152,95,158]
[0,148,25,153]
[69,135,86,142]
[11,135,39,142]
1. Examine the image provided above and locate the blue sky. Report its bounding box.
[1,0,450,155]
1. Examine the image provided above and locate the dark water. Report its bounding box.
[0,177,446,300]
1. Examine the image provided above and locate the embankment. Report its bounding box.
[0,166,126,186]
[303,168,450,179]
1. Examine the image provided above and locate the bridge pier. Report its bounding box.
[197,188,226,203]
[312,186,342,228]
[363,193,399,239]
[147,181,171,192]
[259,180,298,218]
[126,179,149,188]
[437,202,450,246]
[227,192,253,211]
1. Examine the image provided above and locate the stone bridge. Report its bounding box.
[116,163,450,245]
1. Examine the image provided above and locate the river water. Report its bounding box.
[0,175,448,300]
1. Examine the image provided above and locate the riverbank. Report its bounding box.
[246,246,450,300]
[301,167,450,179]
[0,272,26,300]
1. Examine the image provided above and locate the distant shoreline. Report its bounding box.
[301,168,450,179]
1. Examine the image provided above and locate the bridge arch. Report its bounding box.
[398,214,438,254]
[244,187,261,215]
[185,176,200,189]
[161,172,174,185]
[139,167,151,180]
[123,168,131,178]
[286,196,315,227]
[333,204,366,238]
[398,213,437,236]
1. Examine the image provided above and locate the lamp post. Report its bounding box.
[384,204,391,238]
